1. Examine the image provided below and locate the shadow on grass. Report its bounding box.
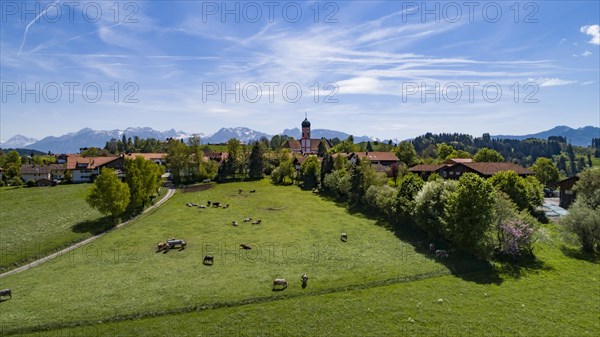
[494,254,554,279]
[71,216,116,235]
[560,245,600,264]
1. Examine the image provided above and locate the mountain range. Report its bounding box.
[492,126,599,146]
[1,125,598,154]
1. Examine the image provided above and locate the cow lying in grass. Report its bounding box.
[240,244,252,250]
[203,255,214,265]
[232,221,238,227]
[273,278,287,290]
[0,289,12,299]
[251,219,262,225]
[340,233,348,242]
[243,218,252,222]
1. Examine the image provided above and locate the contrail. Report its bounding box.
[18,0,62,56]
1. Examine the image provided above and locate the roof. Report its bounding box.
[125,153,167,161]
[460,162,533,176]
[66,155,120,170]
[20,164,66,174]
[409,164,445,172]
[205,152,228,162]
[352,152,399,162]
[302,118,311,127]
[283,139,328,152]
[550,176,580,188]
[445,158,473,164]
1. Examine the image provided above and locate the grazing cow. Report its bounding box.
[429,243,435,252]
[250,190,256,193]
[340,233,348,242]
[243,218,252,222]
[167,239,187,249]
[203,255,214,265]
[301,272,308,287]
[198,205,207,209]
[0,289,12,299]
[157,241,169,252]
[435,250,448,258]
[251,219,262,225]
[232,221,238,227]
[273,278,288,289]
[240,244,252,250]
[212,202,221,208]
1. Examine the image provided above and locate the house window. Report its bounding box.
[450,172,454,175]
[456,172,461,176]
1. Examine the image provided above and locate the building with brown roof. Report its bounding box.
[66,155,124,183]
[409,158,533,180]
[20,164,66,182]
[550,176,580,209]
[125,153,167,166]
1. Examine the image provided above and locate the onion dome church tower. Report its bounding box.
[301,114,311,154]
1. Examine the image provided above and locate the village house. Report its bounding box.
[409,158,534,180]
[333,151,401,173]
[67,155,125,183]
[20,164,66,183]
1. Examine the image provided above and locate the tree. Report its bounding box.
[562,201,600,252]
[561,168,600,252]
[86,168,130,218]
[395,141,416,167]
[320,153,334,186]
[489,171,530,211]
[5,150,21,179]
[317,140,329,157]
[474,148,505,162]
[388,163,400,187]
[573,168,600,209]
[270,149,293,185]
[415,180,457,239]
[437,143,454,160]
[365,185,397,219]
[248,142,265,179]
[224,138,244,179]
[531,157,559,186]
[395,173,424,225]
[301,156,320,189]
[348,157,364,206]
[125,156,164,211]
[446,173,496,259]
[366,141,374,152]
[166,139,190,184]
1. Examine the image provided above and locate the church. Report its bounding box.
[282,116,330,155]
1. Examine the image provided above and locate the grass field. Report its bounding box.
[1,180,599,336]
[0,184,107,272]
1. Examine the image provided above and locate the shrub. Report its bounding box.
[26,179,36,188]
[562,201,600,252]
[498,219,536,256]
[7,177,23,187]
[414,180,457,240]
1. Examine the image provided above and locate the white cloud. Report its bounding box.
[529,77,576,87]
[582,51,593,57]
[580,25,600,45]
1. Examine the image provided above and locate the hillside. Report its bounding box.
[493,125,599,146]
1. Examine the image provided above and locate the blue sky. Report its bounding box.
[1,0,599,141]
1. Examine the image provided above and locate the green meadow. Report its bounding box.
[1,180,598,336]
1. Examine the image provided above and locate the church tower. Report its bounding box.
[301,114,311,154]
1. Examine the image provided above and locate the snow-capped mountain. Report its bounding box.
[281,128,372,143]
[24,127,192,154]
[203,127,270,144]
[1,135,38,149]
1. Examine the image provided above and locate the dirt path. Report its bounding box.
[0,187,176,279]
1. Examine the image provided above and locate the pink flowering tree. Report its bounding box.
[498,219,536,256]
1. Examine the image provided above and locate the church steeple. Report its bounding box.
[301,113,311,154]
